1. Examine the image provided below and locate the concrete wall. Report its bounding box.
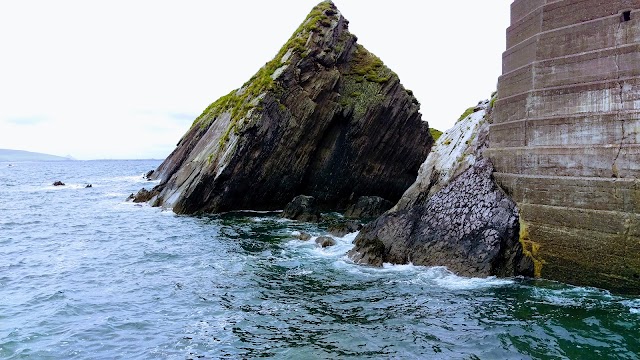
[489,0,640,294]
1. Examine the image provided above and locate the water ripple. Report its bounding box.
[0,160,638,359]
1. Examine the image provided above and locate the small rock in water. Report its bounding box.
[315,236,336,248]
[52,181,65,186]
[85,184,92,188]
[132,188,156,203]
[297,232,312,241]
[328,220,362,237]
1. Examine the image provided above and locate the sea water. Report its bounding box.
[1,160,638,359]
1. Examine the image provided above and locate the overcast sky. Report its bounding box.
[0,0,512,160]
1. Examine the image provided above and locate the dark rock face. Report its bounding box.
[349,159,533,277]
[281,195,321,222]
[142,1,432,215]
[344,196,393,219]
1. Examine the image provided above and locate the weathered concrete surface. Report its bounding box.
[349,102,534,278]
[489,0,640,294]
[143,1,431,214]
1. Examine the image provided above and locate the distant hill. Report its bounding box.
[0,149,74,162]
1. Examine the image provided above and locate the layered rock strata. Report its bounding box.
[143,1,431,214]
[488,0,640,293]
[349,102,534,278]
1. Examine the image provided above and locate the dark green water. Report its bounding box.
[1,160,638,359]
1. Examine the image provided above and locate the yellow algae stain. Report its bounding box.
[519,218,545,278]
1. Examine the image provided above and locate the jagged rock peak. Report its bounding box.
[144,1,432,214]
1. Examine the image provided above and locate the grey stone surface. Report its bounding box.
[349,158,533,277]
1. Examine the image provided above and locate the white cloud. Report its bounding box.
[0,0,511,159]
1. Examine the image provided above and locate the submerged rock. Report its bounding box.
[282,195,321,222]
[294,231,312,241]
[344,196,393,219]
[349,100,533,277]
[315,236,337,248]
[141,1,432,215]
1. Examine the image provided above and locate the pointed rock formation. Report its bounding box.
[142,1,432,214]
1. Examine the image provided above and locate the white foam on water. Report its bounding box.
[285,231,358,259]
[414,266,514,290]
[107,175,155,184]
[284,229,516,291]
[106,192,129,198]
[286,268,313,277]
[530,284,614,307]
[621,299,640,314]
[289,235,513,291]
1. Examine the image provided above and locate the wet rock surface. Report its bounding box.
[315,236,337,248]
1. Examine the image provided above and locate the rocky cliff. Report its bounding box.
[142,1,432,214]
[489,0,640,294]
[349,100,534,278]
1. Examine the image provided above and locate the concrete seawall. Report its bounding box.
[489,0,640,294]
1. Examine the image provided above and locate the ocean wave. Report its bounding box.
[621,299,640,314]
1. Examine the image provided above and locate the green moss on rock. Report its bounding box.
[349,44,394,84]
[192,0,339,134]
[429,128,443,141]
[457,106,476,123]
